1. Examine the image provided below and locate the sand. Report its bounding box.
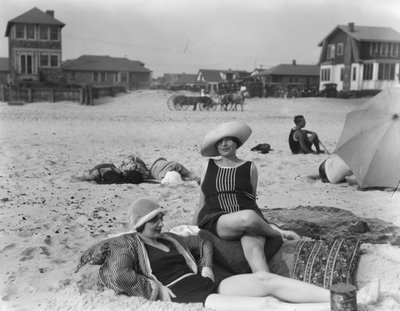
[1,90,399,311]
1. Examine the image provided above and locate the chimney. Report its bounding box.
[348,22,354,32]
[46,10,54,17]
[292,60,296,65]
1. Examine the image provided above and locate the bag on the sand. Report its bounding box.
[251,143,272,154]
[90,163,124,184]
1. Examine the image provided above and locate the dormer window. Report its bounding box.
[369,42,379,56]
[337,43,344,56]
[327,44,335,60]
[380,43,388,57]
[390,43,399,57]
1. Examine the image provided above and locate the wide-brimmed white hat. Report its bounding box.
[201,121,252,157]
[128,198,165,230]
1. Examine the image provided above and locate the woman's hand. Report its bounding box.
[201,267,215,282]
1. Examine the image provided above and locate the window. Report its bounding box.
[121,72,128,82]
[390,43,399,57]
[40,53,49,66]
[39,25,49,40]
[337,43,344,56]
[26,25,35,39]
[363,64,373,80]
[19,54,33,74]
[352,67,357,81]
[378,63,395,80]
[380,43,389,57]
[370,43,379,56]
[16,24,25,39]
[321,68,330,81]
[39,53,59,67]
[69,72,76,81]
[340,68,344,81]
[50,55,58,67]
[93,72,106,82]
[327,44,335,60]
[50,26,59,41]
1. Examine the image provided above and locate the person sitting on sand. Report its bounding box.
[192,121,300,274]
[150,157,200,184]
[289,115,324,154]
[83,197,330,310]
[311,154,353,184]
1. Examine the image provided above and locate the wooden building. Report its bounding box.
[196,69,249,93]
[62,55,151,90]
[318,22,400,92]
[5,7,65,84]
[255,61,320,97]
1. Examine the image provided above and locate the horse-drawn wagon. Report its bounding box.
[167,94,216,111]
[167,90,249,111]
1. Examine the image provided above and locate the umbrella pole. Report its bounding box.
[392,179,400,197]
[319,141,330,154]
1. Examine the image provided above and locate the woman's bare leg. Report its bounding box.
[205,294,330,311]
[218,272,330,303]
[216,210,282,239]
[216,210,299,240]
[240,235,269,272]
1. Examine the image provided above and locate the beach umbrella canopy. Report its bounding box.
[334,87,400,189]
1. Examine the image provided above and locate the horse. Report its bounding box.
[220,90,250,111]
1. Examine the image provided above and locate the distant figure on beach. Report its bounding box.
[193,121,300,274]
[314,154,353,184]
[288,115,324,154]
[76,198,330,309]
[150,157,200,184]
[71,163,143,184]
[72,156,199,185]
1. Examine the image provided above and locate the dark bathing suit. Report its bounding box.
[145,241,219,304]
[288,128,312,154]
[197,159,261,235]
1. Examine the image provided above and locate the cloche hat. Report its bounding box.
[128,198,165,230]
[201,121,252,157]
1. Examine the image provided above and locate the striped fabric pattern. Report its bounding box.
[215,166,240,213]
[76,232,213,301]
[198,160,258,228]
[291,239,361,288]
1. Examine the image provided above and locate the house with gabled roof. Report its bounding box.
[174,73,198,90]
[5,7,65,83]
[62,55,151,89]
[196,69,250,93]
[318,22,400,92]
[254,60,320,96]
[256,60,319,85]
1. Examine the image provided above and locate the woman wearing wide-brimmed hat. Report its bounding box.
[192,121,300,273]
[80,198,330,310]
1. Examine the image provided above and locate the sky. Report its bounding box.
[1,0,400,78]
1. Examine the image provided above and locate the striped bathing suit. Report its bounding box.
[197,159,261,233]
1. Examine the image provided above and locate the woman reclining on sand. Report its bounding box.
[83,198,331,311]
